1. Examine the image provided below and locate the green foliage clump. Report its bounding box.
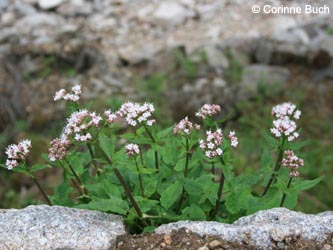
[1,85,323,233]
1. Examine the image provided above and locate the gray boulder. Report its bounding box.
[0,205,125,250]
[152,1,189,27]
[155,207,333,250]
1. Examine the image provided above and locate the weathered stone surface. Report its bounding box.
[155,208,333,250]
[153,1,189,27]
[204,44,229,69]
[38,0,65,10]
[239,64,290,97]
[0,205,125,250]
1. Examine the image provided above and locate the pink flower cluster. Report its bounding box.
[63,109,102,142]
[104,109,118,124]
[270,102,301,142]
[173,117,200,136]
[48,109,102,161]
[272,102,301,120]
[48,136,71,162]
[125,143,140,156]
[54,84,82,102]
[282,150,304,177]
[195,104,221,119]
[199,129,223,159]
[5,139,32,170]
[117,102,155,127]
[228,131,238,148]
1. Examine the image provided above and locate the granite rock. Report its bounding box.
[155,208,333,250]
[0,205,125,250]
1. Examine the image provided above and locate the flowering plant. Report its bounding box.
[1,85,323,232]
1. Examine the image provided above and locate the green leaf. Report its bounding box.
[143,226,156,233]
[225,189,251,214]
[10,164,27,174]
[99,132,113,159]
[182,203,206,220]
[262,132,280,148]
[30,164,51,173]
[144,178,158,196]
[293,176,324,192]
[136,197,159,213]
[51,181,74,206]
[247,188,282,214]
[102,180,122,198]
[174,158,186,172]
[286,140,310,150]
[260,148,273,169]
[157,126,173,139]
[138,167,157,174]
[282,191,298,209]
[160,181,182,209]
[121,133,136,139]
[77,197,128,215]
[184,179,203,197]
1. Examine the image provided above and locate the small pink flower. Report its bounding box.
[199,129,223,159]
[54,84,82,102]
[117,102,155,127]
[63,109,102,142]
[271,102,301,142]
[272,102,301,120]
[173,116,200,136]
[104,110,118,123]
[282,150,304,177]
[228,130,238,148]
[195,104,221,120]
[6,159,19,170]
[125,143,140,156]
[48,136,71,162]
[5,139,32,170]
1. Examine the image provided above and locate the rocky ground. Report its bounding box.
[1,206,333,250]
[115,228,333,250]
[1,0,333,130]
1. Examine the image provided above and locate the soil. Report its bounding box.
[115,228,333,250]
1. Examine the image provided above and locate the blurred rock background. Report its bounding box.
[0,0,332,212]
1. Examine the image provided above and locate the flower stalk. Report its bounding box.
[280,176,293,207]
[262,138,285,196]
[134,158,145,197]
[64,158,88,196]
[143,124,159,171]
[177,137,190,213]
[98,145,144,220]
[211,157,226,218]
[87,143,100,175]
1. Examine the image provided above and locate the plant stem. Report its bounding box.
[135,158,145,197]
[70,179,84,196]
[177,137,190,213]
[143,124,159,171]
[280,177,293,207]
[97,146,144,221]
[24,164,52,205]
[211,161,215,175]
[138,145,145,167]
[96,143,113,165]
[212,169,225,218]
[32,175,52,205]
[64,158,88,196]
[113,167,144,219]
[262,138,285,196]
[87,143,100,175]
